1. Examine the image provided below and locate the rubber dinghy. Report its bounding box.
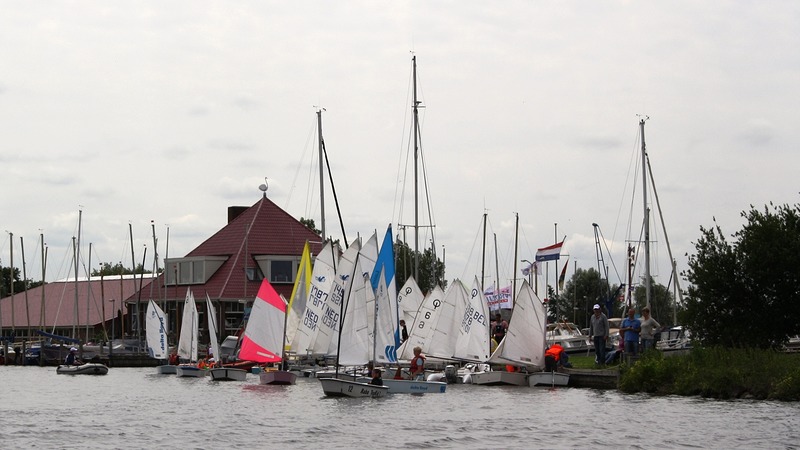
[56,363,109,375]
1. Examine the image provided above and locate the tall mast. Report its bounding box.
[412,55,420,282]
[640,118,651,309]
[513,213,519,307]
[317,108,326,240]
[480,212,487,292]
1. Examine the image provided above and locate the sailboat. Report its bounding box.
[207,294,247,381]
[175,289,204,377]
[471,280,549,386]
[147,300,175,375]
[354,226,446,394]
[320,235,389,397]
[236,278,297,385]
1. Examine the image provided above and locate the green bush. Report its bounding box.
[619,347,800,400]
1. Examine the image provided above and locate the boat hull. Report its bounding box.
[259,370,297,385]
[210,367,248,381]
[355,377,446,394]
[319,378,389,398]
[156,365,177,375]
[470,370,527,386]
[56,363,109,375]
[175,366,207,377]
[528,371,570,387]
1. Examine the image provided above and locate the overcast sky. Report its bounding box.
[2,2,798,295]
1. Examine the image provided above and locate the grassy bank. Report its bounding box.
[618,347,800,400]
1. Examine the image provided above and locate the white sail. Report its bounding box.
[453,276,491,362]
[177,289,199,363]
[145,300,169,360]
[398,285,445,360]
[285,241,313,348]
[360,231,379,347]
[397,276,423,327]
[337,239,372,366]
[206,294,221,362]
[290,240,338,357]
[318,240,360,356]
[487,280,546,370]
[426,279,469,360]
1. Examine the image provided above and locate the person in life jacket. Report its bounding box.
[492,313,508,343]
[544,343,571,370]
[409,346,426,380]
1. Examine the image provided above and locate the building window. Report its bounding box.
[165,256,227,286]
[270,260,293,283]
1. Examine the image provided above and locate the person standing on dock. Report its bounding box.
[639,307,661,352]
[620,307,642,357]
[589,304,609,366]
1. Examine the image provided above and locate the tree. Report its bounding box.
[682,203,800,349]
[631,276,680,328]
[92,262,151,277]
[299,217,321,235]
[556,267,613,329]
[1,266,43,297]
[394,240,445,294]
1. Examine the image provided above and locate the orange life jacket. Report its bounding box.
[545,345,564,362]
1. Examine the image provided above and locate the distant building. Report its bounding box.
[0,195,323,346]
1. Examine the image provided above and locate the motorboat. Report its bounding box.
[547,322,590,354]
[56,363,109,375]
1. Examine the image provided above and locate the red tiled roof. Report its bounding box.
[162,196,323,301]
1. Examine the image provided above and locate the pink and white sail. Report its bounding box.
[238,278,287,363]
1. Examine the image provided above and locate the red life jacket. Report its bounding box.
[410,354,426,373]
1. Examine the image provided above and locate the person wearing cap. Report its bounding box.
[64,347,82,366]
[588,304,609,366]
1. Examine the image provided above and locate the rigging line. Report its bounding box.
[459,214,486,282]
[596,226,624,285]
[392,62,415,226]
[320,137,349,248]
[216,199,265,299]
[611,125,644,255]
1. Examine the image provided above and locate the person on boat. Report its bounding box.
[639,307,661,352]
[399,320,409,344]
[370,368,383,386]
[492,313,508,344]
[620,307,642,357]
[168,352,179,365]
[544,343,572,370]
[410,346,426,380]
[64,347,82,366]
[589,304,609,366]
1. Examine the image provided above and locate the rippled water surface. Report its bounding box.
[2,366,799,449]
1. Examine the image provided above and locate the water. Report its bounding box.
[2,366,799,449]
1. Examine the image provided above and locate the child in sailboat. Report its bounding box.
[370,369,383,386]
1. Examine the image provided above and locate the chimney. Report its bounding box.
[227,206,248,223]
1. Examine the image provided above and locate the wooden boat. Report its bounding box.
[528,371,570,387]
[56,363,108,375]
[210,367,248,381]
[156,365,177,375]
[259,368,297,385]
[175,365,207,377]
[319,377,389,398]
[354,377,446,394]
